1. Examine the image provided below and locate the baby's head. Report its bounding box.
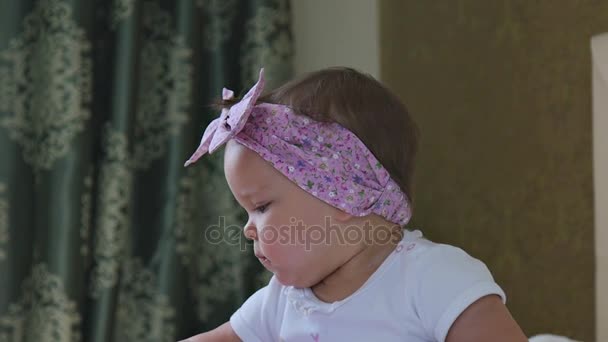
[185,68,419,287]
[251,67,419,202]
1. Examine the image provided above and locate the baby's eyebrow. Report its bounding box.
[241,184,270,198]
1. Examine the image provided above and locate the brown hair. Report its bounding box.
[217,67,420,206]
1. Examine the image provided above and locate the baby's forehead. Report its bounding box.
[238,180,273,196]
[225,141,287,181]
[224,140,263,166]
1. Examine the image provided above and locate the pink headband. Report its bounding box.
[185,69,412,226]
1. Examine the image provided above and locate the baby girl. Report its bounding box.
[181,68,527,341]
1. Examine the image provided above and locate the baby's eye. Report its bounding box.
[254,202,271,213]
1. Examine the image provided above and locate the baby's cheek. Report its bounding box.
[260,228,300,257]
[258,225,280,245]
[261,224,293,248]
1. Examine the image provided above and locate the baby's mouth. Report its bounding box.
[255,252,271,265]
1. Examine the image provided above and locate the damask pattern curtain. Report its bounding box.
[0,0,293,340]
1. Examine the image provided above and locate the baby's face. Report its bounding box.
[224,140,357,288]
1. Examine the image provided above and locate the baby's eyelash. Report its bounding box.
[254,202,270,213]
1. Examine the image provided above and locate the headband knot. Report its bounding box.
[184,69,265,166]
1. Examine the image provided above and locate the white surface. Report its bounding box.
[592,32,608,342]
[529,335,580,342]
[291,0,380,78]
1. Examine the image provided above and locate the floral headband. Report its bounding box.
[185,69,412,226]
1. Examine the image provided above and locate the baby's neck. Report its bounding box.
[310,227,403,303]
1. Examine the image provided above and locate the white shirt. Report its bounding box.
[230,230,506,342]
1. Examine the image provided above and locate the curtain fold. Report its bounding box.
[0,0,293,340]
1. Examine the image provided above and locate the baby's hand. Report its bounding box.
[178,322,241,342]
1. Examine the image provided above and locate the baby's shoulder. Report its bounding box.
[398,230,484,265]
[396,230,496,287]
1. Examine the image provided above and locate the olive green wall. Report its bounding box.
[380,1,608,340]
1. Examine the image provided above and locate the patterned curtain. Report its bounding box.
[0,0,293,341]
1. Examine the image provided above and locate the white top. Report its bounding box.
[230,230,506,342]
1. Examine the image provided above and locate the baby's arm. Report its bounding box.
[179,322,241,342]
[445,295,527,342]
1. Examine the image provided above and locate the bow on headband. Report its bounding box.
[184,69,266,167]
[184,68,412,226]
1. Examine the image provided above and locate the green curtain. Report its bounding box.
[0,0,293,340]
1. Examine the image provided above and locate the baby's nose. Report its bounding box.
[243,220,258,240]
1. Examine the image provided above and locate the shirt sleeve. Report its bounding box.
[230,276,284,342]
[412,244,506,342]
